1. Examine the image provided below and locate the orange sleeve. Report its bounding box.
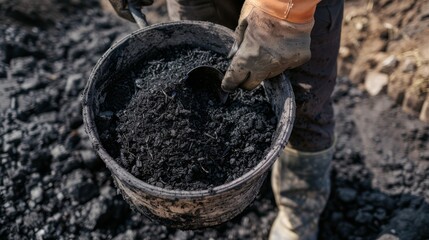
[247,0,321,23]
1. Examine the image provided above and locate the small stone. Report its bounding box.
[65,73,83,95]
[5,205,17,216]
[136,160,142,167]
[69,181,99,204]
[365,71,389,96]
[50,144,69,161]
[20,77,41,91]
[339,46,351,58]
[387,72,413,104]
[367,192,388,207]
[403,87,426,116]
[65,171,99,204]
[402,57,416,73]
[78,150,100,169]
[380,55,398,74]
[135,78,144,89]
[30,186,43,203]
[113,230,137,240]
[355,210,373,224]
[419,150,429,160]
[85,199,110,230]
[355,21,366,31]
[243,146,255,154]
[377,233,400,240]
[4,130,22,144]
[403,162,413,172]
[58,158,82,174]
[374,208,387,221]
[337,187,357,202]
[419,96,429,123]
[10,56,36,76]
[36,229,45,240]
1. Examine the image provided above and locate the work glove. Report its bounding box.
[221,0,320,92]
[109,0,154,22]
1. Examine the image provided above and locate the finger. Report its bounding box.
[228,18,248,58]
[221,58,250,92]
[239,71,269,91]
[228,3,254,58]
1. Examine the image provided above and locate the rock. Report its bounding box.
[65,170,99,204]
[4,130,22,144]
[10,56,36,76]
[380,55,398,74]
[337,187,357,203]
[30,150,52,173]
[401,57,416,73]
[35,229,46,240]
[367,192,388,207]
[355,210,373,224]
[69,181,99,204]
[243,146,255,154]
[339,46,352,58]
[402,86,426,116]
[354,18,368,31]
[365,72,389,96]
[374,208,387,221]
[30,186,43,203]
[112,229,137,240]
[65,73,83,96]
[23,212,43,228]
[59,158,82,174]
[349,61,368,84]
[387,72,414,104]
[78,150,101,170]
[50,144,69,161]
[377,233,400,240]
[84,198,110,230]
[419,95,429,123]
[4,203,17,217]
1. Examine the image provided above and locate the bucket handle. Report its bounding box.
[128,0,149,29]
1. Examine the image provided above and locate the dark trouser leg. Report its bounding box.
[270,2,344,239]
[288,0,344,152]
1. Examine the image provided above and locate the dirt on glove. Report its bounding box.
[97,47,277,190]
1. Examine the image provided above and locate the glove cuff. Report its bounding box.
[247,0,320,23]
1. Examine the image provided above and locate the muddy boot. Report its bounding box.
[269,145,334,240]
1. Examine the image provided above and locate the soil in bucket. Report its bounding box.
[96,46,278,191]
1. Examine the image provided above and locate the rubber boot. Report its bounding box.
[269,145,334,240]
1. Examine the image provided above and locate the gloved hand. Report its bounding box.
[109,0,154,22]
[221,0,320,92]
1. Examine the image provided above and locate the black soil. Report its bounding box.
[2,1,429,239]
[97,48,277,190]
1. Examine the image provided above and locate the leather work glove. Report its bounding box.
[221,0,320,92]
[109,0,154,22]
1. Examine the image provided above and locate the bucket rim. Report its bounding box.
[82,20,295,199]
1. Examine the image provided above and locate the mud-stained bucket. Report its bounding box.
[82,21,295,229]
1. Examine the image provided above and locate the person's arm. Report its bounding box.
[221,0,320,92]
[109,0,153,22]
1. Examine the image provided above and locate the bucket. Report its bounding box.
[82,20,295,229]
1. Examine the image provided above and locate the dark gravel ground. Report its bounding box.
[1,1,429,239]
